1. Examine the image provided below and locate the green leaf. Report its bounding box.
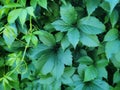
[61,36,70,50]
[4,3,22,8]
[63,67,75,77]
[104,28,118,41]
[58,48,72,65]
[38,30,56,47]
[84,65,97,82]
[41,54,54,75]
[31,35,38,46]
[60,3,77,24]
[80,33,100,47]
[38,0,47,9]
[52,59,65,79]
[113,70,120,84]
[26,6,35,17]
[105,0,119,14]
[55,32,64,42]
[78,16,105,34]
[110,10,119,28]
[19,9,27,27]
[52,20,71,32]
[86,0,100,15]
[8,9,22,23]
[67,28,80,48]
[27,44,50,60]
[97,67,108,79]
[105,40,120,59]
[40,75,54,84]
[95,59,108,67]
[77,56,93,65]
[83,79,109,90]
[3,25,17,46]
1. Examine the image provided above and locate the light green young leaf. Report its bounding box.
[3,3,22,8]
[80,33,100,47]
[26,6,35,17]
[3,25,17,46]
[113,70,120,84]
[19,9,27,27]
[84,65,98,82]
[60,3,77,24]
[105,0,119,14]
[78,16,105,34]
[58,48,72,65]
[52,20,71,32]
[86,0,100,15]
[104,28,118,41]
[110,10,119,28]
[31,35,38,46]
[38,0,47,9]
[77,56,93,65]
[8,9,22,23]
[105,40,120,59]
[38,30,56,47]
[40,75,54,84]
[67,28,80,48]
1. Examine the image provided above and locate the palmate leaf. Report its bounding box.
[78,16,105,34]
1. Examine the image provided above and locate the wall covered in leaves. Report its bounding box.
[0,0,120,90]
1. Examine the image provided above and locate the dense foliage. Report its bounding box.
[0,0,120,90]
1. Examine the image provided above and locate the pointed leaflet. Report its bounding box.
[105,40,120,59]
[3,25,17,46]
[105,0,119,14]
[26,6,35,17]
[38,30,56,47]
[78,16,105,34]
[67,28,80,48]
[19,9,27,27]
[86,0,100,15]
[60,3,77,24]
[110,10,119,28]
[8,9,22,23]
[52,20,71,32]
[61,36,70,50]
[80,33,100,47]
[84,65,98,82]
[38,0,47,9]
[104,28,118,41]
[58,48,72,65]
